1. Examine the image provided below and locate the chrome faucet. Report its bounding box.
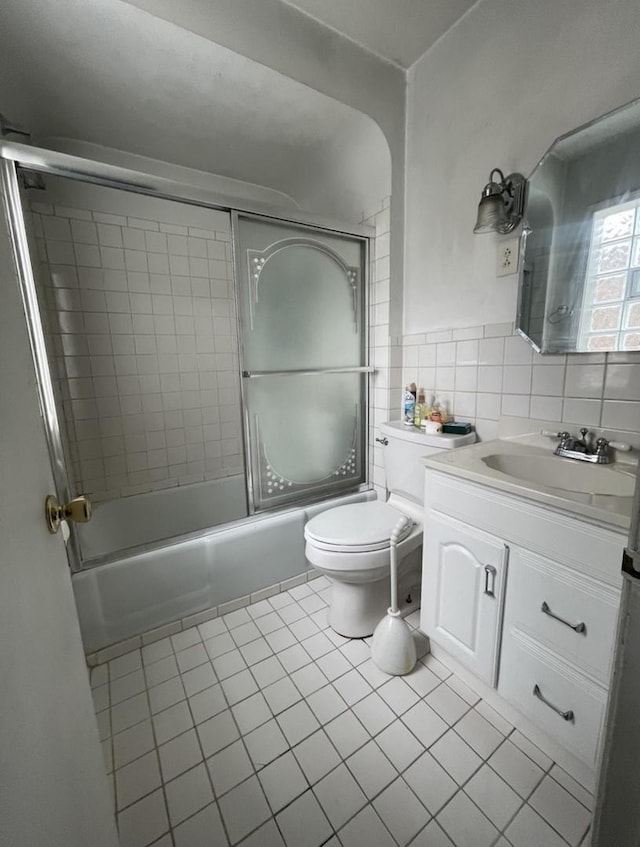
[545,428,632,464]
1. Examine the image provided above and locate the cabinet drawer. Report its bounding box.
[505,548,619,684]
[499,630,607,767]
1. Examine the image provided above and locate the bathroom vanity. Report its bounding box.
[419,426,635,784]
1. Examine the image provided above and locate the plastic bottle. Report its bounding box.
[413,388,425,427]
[403,383,416,426]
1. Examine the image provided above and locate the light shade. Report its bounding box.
[473,168,526,234]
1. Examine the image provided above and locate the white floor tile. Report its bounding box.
[529,775,591,846]
[221,669,259,706]
[250,656,286,688]
[277,602,307,625]
[346,740,397,799]
[446,674,481,706]
[90,664,108,688]
[373,777,431,846]
[357,658,392,689]
[197,617,227,641]
[258,750,307,813]
[96,709,111,741]
[102,739,113,774]
[165,763,214,827]
[289,583,313,600]
[144,655,180,688]
[301,631,334,659]
[265,627,298,653]
[506,804,568,847]
[212,649,247,683]
[142,638,173,666]
[315,762,368,829]
[239,637,273,666]
[409,819,455,846]
[223,608,252,629]
[436,791,499,847]
[148,677,186,715]
[430,729,483,785]
[298,593,326,615]
[402,700,449,748]
[290,662,328,696]
[262,677,301,715]
[340,639,371,666]
[171,628,201,652]
[231,691,271,734]
[277,700,320,746]
[117,788,169,847]
[110,650,142,681]
[404,749,457,815]
[231,621,262,647]
[110,669,147,705]
[510,730,553,771]
[288,616,320,641]
[307,684,348,724]
[153,700,194,745]
[549,764,593,811]
[421,653,452,680]
[339,805,396,846]
[218,776,272,844]
[182,662,216,697]
[465,764,523,830]
[158,727,203,781]
[188,683,227,725]
[205,632,236,659]
[197,710,239,758]
[352,691,395,735]
[489,740,545,799]
[113,719,155,769]
[207,739,254,796]
[244,718,289,768]
[92,684,109,712]
[316,648,353,682]
[454,708,505,759]
[269,592,296,611]
[333,668,373,706]
[247,599,274,619]
[293,728,342,785]
[276,789,332,847]
[239,819,285,847]
[116,750,162,810]
[172,802,228,847]
[325,710,370,758]
[278,643,312,674]
[426,683,470,725]
[175,643,209,673]
[376,718,425,772]
[378,677,420,715]
[474,699,514,736]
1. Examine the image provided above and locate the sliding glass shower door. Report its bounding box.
[235,214,369,511]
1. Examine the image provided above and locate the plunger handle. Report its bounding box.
[389,516,412,614]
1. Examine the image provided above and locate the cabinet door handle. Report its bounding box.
[375,437,388,446]
[541,601,586,634]
[484,564,497,597]
[533,684,575,722]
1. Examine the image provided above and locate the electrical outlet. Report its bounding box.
[497,238,520,277]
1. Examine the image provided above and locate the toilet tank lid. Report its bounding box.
[304,502,413,549]
[380,421,476,449]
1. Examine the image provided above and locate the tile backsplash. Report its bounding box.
[401,324,640,443]
[28,178,243,502]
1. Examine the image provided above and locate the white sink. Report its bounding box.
[481,453,635,497]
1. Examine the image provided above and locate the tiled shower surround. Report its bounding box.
[401,324,640,443]
[29,184,243,502]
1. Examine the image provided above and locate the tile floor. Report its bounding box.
[91,575,593,847]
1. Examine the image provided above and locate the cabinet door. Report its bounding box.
[421,511,508,685]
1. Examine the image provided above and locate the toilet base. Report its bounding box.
[326,548,422,638]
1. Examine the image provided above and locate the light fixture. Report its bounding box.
[473,168,526,234]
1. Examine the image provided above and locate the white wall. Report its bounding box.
[404,0,640,335]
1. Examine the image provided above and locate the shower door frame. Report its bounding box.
[0,141,374,572]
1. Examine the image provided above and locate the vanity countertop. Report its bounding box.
[421,434,636,531]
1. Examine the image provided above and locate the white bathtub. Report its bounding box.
[73,490,374,652]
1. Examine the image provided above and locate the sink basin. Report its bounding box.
[481,453,635,497]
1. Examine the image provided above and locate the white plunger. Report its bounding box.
[371,515,417,675]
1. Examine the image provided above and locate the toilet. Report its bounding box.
[304,421,476,637]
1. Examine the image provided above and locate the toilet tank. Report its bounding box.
[379,421,476,505]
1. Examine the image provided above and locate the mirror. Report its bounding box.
[517,98,640,354]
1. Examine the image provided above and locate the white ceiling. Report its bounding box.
[280,0,477,68]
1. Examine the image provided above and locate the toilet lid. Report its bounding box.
[304,502,414,552]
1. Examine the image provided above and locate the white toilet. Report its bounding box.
[304,421,475,637]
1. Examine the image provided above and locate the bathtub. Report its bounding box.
[73,489,374,652]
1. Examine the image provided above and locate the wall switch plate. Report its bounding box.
[497,238,520,277]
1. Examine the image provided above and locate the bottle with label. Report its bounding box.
[413,388,425,427]
[403,383,416,426]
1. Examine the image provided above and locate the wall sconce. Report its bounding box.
[473,168,526,234]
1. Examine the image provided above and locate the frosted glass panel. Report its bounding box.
[236,215,368,511]
[246,373,365,509]
[237,218,364,371]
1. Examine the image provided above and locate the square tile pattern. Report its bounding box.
[94,575,593,847]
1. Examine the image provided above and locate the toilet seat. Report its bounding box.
[304,501,414,553]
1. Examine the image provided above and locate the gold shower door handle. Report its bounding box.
[45,494,92,534]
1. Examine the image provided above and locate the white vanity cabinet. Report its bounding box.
[421,512,508,686]
[421,467,625,772]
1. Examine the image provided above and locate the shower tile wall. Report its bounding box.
[401,324,640,442]
[29,186,243,502]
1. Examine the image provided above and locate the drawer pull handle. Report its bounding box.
[484,564,497,597]
[533,684,575,722]
[375,437,389,446]
[541,601,586,634]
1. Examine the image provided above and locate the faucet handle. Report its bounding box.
[609,441,633,452]
[595,437,609,457]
